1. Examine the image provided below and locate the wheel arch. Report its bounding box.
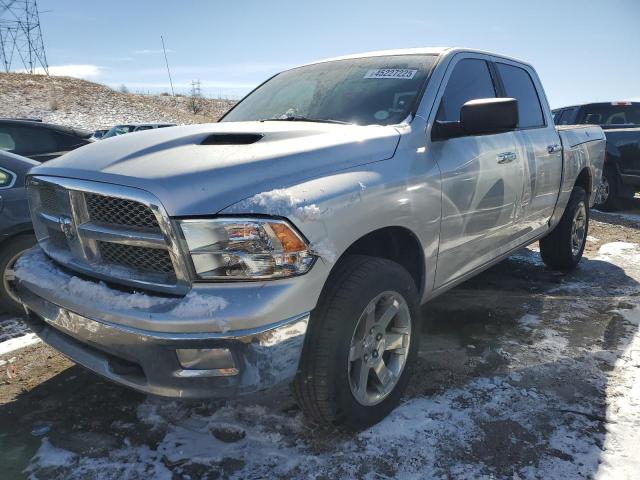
[330,226,426,297]
[574,167,593,195]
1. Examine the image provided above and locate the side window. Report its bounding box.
[551,110,562,124]
[495,63,544,128]
[436,59,496,122]
[1,126,57,156]
[557,107,577,125]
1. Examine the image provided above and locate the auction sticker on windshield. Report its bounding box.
[364,69,417,79]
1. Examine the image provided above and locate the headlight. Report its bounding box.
[178,218,315,280]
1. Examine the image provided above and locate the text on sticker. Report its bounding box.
[364,69,417,79]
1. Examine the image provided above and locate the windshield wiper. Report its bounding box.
[260,116,352,125]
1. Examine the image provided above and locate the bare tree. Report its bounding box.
[187,80,205,115]
[119,84,129,94]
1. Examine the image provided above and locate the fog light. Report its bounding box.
[176,348,237,374]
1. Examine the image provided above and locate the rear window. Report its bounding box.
[576,104,640,126]
[496,63,545,128]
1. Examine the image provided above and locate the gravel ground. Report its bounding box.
[0,200,639,479]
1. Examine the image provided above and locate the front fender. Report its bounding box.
[221,151,441,303]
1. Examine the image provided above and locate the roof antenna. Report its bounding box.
[160,35,176,104]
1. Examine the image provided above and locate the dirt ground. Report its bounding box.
[1,199,639,479]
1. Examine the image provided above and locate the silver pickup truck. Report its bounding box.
[16,48,605,430]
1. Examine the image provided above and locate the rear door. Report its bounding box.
[430,55,524,288]
[494,61,562,231]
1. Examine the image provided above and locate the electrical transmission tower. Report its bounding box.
[0,0,49,74]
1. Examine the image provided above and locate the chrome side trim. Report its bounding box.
[78,222,167,249]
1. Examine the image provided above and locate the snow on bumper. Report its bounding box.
[15,248,310,398]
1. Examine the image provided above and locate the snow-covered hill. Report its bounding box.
[0,72,235,131]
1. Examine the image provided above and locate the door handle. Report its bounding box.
[497,152,517,164]
[547,143,561,154]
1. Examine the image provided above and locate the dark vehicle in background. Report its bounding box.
[0,151,37,313]
[0,119,93,162]
[101,123,176,139]
[553,102,640,210]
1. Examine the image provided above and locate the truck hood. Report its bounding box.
[31,121,400,216]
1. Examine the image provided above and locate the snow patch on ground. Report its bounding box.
[26,364,615,479]
[20,241,640,478]
[29,439,76,469]
[597,242,640,259]
[0,332,40,356]
[0,316,30,342]
[229,188,321,221]
[511,248,545,266]
[518,313,541,329]
[596,305,640,479]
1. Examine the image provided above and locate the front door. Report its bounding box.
[430,57,524,288]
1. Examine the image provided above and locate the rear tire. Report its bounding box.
[594,166,619,212]
[293,255,419,431]
[539,187,588,271]
[0,234,35,314]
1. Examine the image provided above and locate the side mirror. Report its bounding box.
[433,97,518,140]
[461,97,518,135]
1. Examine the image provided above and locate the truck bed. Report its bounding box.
[556,124,606,148]
[556,124,606,207]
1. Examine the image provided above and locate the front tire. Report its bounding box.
[0,234,35,314]
[293,255,419,431]
[539,187,588,271]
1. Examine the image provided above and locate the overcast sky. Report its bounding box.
[21,0,640,106]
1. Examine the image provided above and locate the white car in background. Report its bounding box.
[101,123,176,139]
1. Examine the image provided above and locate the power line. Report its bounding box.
[160,35,175,100]
[0,0,49,74]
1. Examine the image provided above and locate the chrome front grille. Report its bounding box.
[85,193,160,229]
[27,176,190,294]
[38,185,65,215]
[98,241,175,274]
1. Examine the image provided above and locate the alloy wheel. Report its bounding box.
[348,291,412,406]
[571,202,587,257]
[595,177,609,206]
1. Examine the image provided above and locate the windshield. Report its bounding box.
[577,103,640,127]
[102,125,136,139]
[221,55,436,126]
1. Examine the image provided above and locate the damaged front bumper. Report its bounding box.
[19,283,309,398]
[16,249,313,398]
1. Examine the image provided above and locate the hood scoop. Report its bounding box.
[201,133,263,145]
